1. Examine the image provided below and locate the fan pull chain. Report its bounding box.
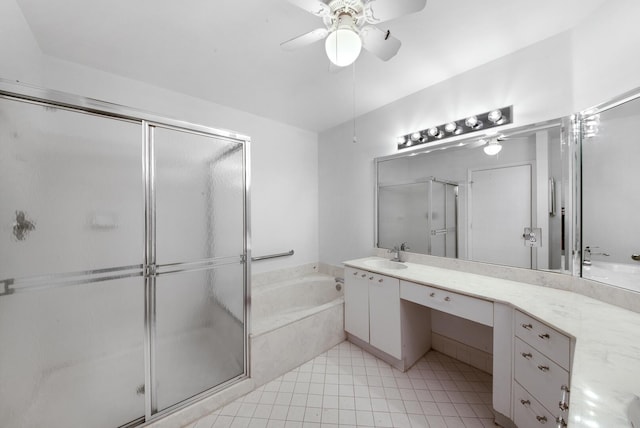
[352,61,357,143]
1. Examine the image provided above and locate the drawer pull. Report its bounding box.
[353,272,358,275]
[555,416,567,428]
[369,276,374,280]
[522,323,533,330]
[537,365,550,372]
[521,352,533,359]
[559,385,570,411]
[520,399,531,406]
[444,296,451,302]
[536,415,547,424]
[429,292,436,297]
[378,278,383,283]
[361,274,367,278]
[538,333,550,340]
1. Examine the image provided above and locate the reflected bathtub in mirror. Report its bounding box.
[580,87,640,293]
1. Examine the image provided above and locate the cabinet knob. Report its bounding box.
[378,278,383,283]
[369,276,374,280]
[555,416,567,428]
[361,274,367,278]
[444,296,451,302]
[429,292,435,297]
[521,352,533,360]
[536,415,547,423]
[520,399,531,406]
[522,323,533,330]
[537,365,550,372]
[353,272,358,275]
[538,333,550,340]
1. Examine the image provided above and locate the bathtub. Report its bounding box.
[582,261,640,292]
[250,270,345,386]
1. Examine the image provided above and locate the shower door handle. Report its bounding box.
[632,254,640,261]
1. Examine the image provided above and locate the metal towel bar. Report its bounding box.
[251,249,294,262]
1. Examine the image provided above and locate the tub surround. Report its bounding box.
[344,255,640,428]
[250,263,345,387]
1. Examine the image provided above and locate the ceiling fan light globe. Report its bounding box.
[325,28,362,67]
[483,141,502,156]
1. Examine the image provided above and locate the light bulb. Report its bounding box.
[488,109,503,123]
[325,28,362,67]
[444,122,457,133]
[410,132,421,142]
[465,116,478,127]
[396,136,406,145]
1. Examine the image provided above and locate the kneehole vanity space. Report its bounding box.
[344,256,640,428]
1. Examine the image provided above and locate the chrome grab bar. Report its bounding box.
[251,249,294,262]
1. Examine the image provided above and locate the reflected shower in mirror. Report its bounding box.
[581,90,640,293]
[375,119,573,273]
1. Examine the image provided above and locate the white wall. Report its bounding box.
[571,0,640,112]
[0,1,319,275]
[319,32,575,266]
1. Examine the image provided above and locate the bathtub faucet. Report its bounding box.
[583,246,610,265]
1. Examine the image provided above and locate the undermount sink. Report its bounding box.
[364,259,408,270]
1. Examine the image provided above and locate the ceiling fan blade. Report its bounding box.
[360,26,401,61]
[364,0,427,24]
[280,28,329,51]
[287,0,331,17]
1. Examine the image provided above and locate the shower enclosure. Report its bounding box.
[0,81,250,428]
[377,175,458,257]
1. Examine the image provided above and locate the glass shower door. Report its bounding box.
[0,97,145,428]
[151,125,246,414]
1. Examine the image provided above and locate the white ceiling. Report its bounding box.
[17,0,607,132]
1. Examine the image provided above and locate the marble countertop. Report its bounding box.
[344,256,640,428]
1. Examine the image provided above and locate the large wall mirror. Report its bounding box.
[375,118,576,274]
[580,90,640,293]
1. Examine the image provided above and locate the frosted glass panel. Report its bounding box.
[0,277,145,428]
[154,127,244,264]
[0,98,143,279]
[155,264,245,412]
[378,183,428,253]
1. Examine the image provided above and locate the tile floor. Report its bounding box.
[186,341,498,428]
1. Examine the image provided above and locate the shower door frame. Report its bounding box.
[426,177,459,258]
[0,79,252,426]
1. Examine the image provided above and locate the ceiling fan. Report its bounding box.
[280,0,427,67]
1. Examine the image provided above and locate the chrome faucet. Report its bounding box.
[388,243,409,262]
[388,245,401,262]
[583,246,610,265]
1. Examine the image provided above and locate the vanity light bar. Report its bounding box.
[397,106,513,150]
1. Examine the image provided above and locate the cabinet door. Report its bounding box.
[369,274,401,359]
[344,268,370,342]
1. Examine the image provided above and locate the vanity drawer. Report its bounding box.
[400,281,493,326]
[515,310,571,370]
[513,381,558,428]
[514,337,569,415]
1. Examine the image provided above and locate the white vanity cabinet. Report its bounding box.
[512,310,572,428]
[344,267,401,359]
[400,280,494,326]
